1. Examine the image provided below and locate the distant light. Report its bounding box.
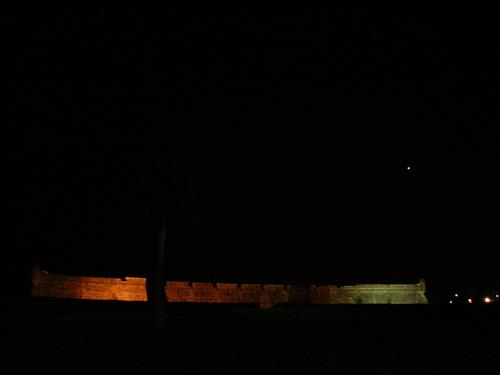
[454,293,458,298]
[467,298,473,304]
[496,294,499,298]
[449,300,453,304]
[484,297,492,303]
[406,166,411,171]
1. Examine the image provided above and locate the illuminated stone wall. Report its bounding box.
[31,266,428,307]
[332,282,429,304]
[31,266,148,302]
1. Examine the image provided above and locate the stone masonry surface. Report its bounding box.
[30,266,428,307]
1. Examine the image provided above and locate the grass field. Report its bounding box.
[4,298,499,374]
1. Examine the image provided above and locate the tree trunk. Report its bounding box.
[151,212,167,328]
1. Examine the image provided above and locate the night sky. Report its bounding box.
[5,7,499,301]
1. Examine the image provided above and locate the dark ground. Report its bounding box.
[3,298,499,374]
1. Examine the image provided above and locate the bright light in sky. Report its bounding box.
[454,293,458,297]
[483,297,492,303]
[406,165,411,171]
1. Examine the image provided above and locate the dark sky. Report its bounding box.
[5,7,499,298]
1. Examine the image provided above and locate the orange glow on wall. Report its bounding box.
[30,266,428,307]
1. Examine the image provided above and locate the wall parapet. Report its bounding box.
[30,266,428,307]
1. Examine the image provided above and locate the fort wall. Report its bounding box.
[31,266,428,307]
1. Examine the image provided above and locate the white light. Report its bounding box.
[467,298,473,304]
[406,166,411,171]
[449,300,453,304]
[496,295,499,298]
[484,297,492,303]
[454,293,458,298]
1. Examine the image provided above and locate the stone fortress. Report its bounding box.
[31,266,428,307]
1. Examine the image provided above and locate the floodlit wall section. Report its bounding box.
[31,266,428,306]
